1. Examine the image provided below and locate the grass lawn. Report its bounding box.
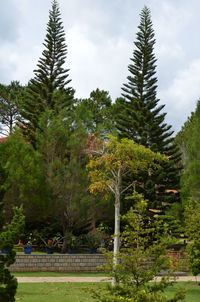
[16,282,100,302]
[165,282,200,302]
[16,282,200,302]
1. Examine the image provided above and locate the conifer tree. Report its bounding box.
[77,88,114,136]
[115,6,181,211]
[176,100,200,203]
[0,81,23,136]
[0,206,25,302]
[20,0,73,145]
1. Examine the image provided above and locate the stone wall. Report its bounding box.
[10,254,106,272]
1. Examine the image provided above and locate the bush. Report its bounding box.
[0,206,25,302]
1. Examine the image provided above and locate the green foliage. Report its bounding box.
[0,81,24,135]
[117,6,172,151]
[184,199,200,276]
[177,103,200,275]
[88,135,167,286]
[184,199,200,240]
[0,141,8,204]
[81,231,105,249]
[1,132,50,222]
[77,88,115,136]
[88,135,166,197]
[177,100,200,203]
[1,105,90,231]
[114,6,181,212]
[187,241,200,277]
[36,109,91,235]
[64,232,81,249]
[0,206,25,302]
[20,0,73,145]
[92,196,185,302]
[0,206,25,251]
[1,104,110,241]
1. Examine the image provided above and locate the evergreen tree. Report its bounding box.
[34,109,109,251]
[77,88,114,136]
[115,6,181,211]
[0,131,52,225]
[176,100,200,203]
[20,0,73,145]
[0,81,24,136]
[0,206,25,302]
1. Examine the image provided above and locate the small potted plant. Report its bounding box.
[24,233,35,254]
[65,232,81,254]
[45,239,54,254]
[85,233,100,254]
[40,233,64,254]
[24,240,32,254]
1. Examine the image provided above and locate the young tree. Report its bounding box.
[87,135,166,285]
[114,6,181,211]
[0,206,25,302]
[0,81,23,136]
[93,196,185,302]
[20,0,73,145]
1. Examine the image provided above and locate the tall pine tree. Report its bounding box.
[20,0,73,145]
[115,6,181,212]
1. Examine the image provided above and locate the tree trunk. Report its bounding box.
[112,193,120,287]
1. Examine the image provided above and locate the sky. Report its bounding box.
[1,0,200,133]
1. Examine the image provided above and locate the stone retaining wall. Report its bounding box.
[10,254,106,272]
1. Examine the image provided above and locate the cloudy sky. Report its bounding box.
[1,0,200,133]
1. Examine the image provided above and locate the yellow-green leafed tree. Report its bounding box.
[87,135,167,286]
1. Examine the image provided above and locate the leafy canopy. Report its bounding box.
[87,135,167,198]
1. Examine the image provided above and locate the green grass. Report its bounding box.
[13,271,107,277]
[16,282,100,302]
[165,282,200,302]
[16,282,200,302]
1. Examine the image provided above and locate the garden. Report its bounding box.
[1,1,200,302]
[13,228,112,255]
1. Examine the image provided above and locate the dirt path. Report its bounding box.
[17,276,200,283]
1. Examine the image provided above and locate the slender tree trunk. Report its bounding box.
[112,175,121,287]
[113,195,120,263]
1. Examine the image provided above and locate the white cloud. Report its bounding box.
[156,43,185,62]
[153,0,192,40]
[68,24,131,99]
[159,59,200,132]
